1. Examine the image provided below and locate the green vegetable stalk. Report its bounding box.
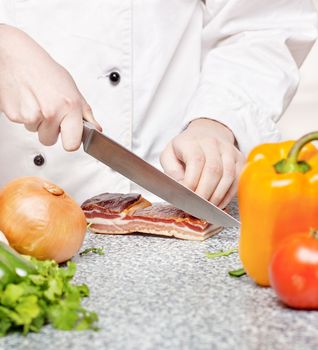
[0,242,36,278]
[0,260,16,287]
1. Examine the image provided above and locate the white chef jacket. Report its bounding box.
[0,0,316,204]
[278,0,318,139]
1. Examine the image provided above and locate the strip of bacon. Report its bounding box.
[82,193,151,219]
[81,193,223,241]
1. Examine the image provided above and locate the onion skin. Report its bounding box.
[0,177,87,263]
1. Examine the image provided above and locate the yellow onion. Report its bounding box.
[0,176,87,262]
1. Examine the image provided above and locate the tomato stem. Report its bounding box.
[274,131,318,174]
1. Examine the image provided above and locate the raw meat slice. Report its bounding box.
[81,193,223,241]
[82,193,151,219]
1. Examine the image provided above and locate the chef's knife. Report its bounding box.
[82,122,240,227]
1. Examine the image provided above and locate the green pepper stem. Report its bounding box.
[288,132,318,163]
[274,131,318,174]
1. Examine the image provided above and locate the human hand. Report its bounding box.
[0,25,101,151]
[160,118,245,209]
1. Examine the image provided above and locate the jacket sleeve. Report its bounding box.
[183,0,317,154]
[0,1,14,24]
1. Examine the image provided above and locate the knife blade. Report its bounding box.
[82,122,240,227]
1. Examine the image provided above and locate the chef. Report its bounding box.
[0,1,316,207]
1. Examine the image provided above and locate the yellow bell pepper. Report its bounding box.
[239,132,318,286]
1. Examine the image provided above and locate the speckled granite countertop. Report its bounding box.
[1,202,318,350]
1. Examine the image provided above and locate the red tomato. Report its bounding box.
[270,232,318,309]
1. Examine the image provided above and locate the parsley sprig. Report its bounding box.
[0,258,98,336]
[79,247,105,256]
[205,247,238,259]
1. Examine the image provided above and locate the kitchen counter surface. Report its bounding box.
[1,201,318,350]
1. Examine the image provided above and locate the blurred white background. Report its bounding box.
[277,0,318,139]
